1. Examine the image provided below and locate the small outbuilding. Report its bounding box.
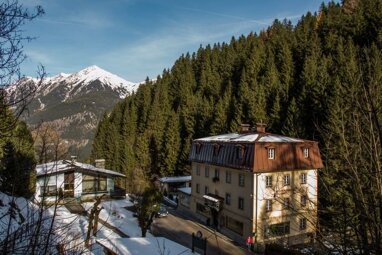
[159,176,191,197]
[177,187,191,208]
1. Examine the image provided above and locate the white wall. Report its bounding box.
[35,172,117,202]
[35,173,64,202]
[74,172,82,198]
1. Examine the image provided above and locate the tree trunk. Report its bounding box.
[85,213,94,247]
[93,207,103,237]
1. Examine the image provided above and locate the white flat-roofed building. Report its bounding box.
[35,159,126,202]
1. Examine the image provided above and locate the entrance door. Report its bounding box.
[211,208,219,228]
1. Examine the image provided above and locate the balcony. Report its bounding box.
[212,176,220,183]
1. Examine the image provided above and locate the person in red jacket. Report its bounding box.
[246,235,253,251]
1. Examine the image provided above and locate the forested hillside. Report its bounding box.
[92,0,378,175]
[92,1,382,251]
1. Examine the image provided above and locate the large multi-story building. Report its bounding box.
[188,124,323,247]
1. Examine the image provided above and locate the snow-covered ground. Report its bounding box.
[97,237,196,255]
[83,196,153,238]
[0,193,194,255]
[0,192,33,242]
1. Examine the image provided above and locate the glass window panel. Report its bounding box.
[98,177,107,191]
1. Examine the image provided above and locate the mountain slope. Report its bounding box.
[7,66,140,160]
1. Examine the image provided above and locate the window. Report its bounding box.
[99,177,107,191]
[300,173,307,184]
[196,183,200,193]
[64,172,74,191]
[82,174,107,193]
[226,216,244,235]
[239,174,245,187]
[304,148,309,158]
[226,171,231,183]
[204,186,209,195]
[238,197,244,210]
[299,218,307,230]
[196,165,200,176]
[301,195,307,207]
[266,176,272,187]
[196,203,208,214]
[268,148,275,159]
[283,198,290,209]
[265,222,290,237]
[225,193,231,205]
[213,143,221,156]
[214,168,220,178]
[205,166,209,177]
[236,145,245,160]
[283,174,290,186]
[266,199,272,211]
[42,185,57,196]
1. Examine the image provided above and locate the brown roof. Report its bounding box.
[189,132,324,172]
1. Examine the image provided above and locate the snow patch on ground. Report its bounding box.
[37,98,45,110]
[0,193,192,255]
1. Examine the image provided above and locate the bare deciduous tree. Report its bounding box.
[32,122,69,164]
[320,45,382,255]
[0,0,45,138]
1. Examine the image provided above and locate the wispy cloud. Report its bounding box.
[20,0,43,7]
[26,50,52,65]
[179,7,271,26]
[94,18,266,81]
[39,11,113,29]
[67,12,113,28]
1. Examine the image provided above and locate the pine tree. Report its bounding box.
[89,3,382,253]
[159,111,180,176]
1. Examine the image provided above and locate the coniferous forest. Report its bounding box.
[91,0,382,253]
[0,98,36,198]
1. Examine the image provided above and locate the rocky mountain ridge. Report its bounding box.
[7,65,140,160]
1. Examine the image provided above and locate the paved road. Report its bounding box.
[151,208,253,255]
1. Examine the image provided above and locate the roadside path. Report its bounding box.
[152,208,254,255]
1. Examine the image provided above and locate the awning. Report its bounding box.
[203,193,224,211]
[203,194,221,203]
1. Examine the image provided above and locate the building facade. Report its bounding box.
[188,124,323,246]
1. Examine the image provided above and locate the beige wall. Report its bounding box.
[190,161,318,245]
[254,169,318,244]
[190,162,255,240]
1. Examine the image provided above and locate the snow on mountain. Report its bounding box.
[56,65,138,99]
[73,65,136,90]
[8,65,139,100]
[4,66,142,160]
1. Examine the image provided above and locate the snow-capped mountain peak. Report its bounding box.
[9,65,140,100]
[5,66,143,160]
[66,65,137,94]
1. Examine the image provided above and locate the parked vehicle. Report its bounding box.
[156,205,169,218]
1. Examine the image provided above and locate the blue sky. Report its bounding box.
[21,0,337,83]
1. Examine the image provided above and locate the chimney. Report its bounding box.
[94,159,105,169]
[239,124,251,133]
[255,122,267,133]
